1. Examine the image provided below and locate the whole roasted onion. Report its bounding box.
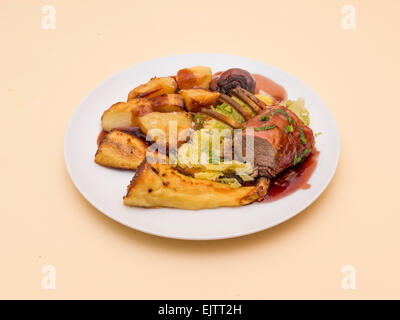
[210,68,256,94]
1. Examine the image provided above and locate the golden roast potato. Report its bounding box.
[176,66,212,90]
[101,99,152,132]
[95,130,147,170]
[178,89,219,112]
[137,112,193,146]
[150,94,184,112]
[127,77,177,100]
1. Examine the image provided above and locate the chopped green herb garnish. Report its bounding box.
[301,148,311,157]
[254,124,277,132]
[208,149,220,164]
[293,156,301,166]
[194,114,205,130]
[276,108,294,124]
[270,110,276,116]
[297,125,307,145]
[293,148,311,165]
[285,125,294,133]
[315,132,322,137]
[260,115,270,121]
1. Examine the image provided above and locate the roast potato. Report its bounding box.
[176,66,212,90]
[137,112,193,146]
[95,130,147,170]
[150,94,184,112]
[179,89,219,112]
[123,161,269,210]
[127,77,177,100]
[101,99,153,132]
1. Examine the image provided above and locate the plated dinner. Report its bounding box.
[96,65,317,210]
[64,54,340,239]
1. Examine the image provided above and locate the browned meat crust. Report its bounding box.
[238,105,315,178]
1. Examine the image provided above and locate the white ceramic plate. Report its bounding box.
[64,53,340,240]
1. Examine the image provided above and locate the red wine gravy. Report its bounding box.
[264,149,319,202]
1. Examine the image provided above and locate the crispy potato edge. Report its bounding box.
[94,130,148,170]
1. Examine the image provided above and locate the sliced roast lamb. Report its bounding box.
[237,105,314,179]
[207,75,315,179]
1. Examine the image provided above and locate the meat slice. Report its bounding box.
[237,106,315,178]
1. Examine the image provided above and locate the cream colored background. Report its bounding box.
[1,0,399,299]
